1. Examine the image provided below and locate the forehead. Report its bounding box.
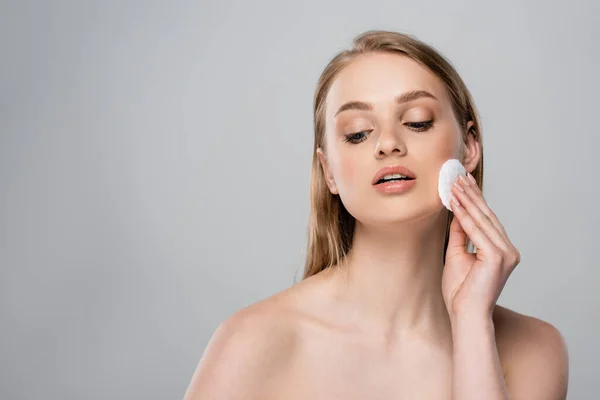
[325,52,449,116]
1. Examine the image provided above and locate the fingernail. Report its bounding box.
[454,180,465,192]
[459,174,470,186]
[468,173,476,185]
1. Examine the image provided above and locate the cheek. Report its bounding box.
[427,131,462,159]
[327,147,370,210]
[331,153,358,190]
[330,152,373,220]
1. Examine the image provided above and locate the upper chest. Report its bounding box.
[269,329,453,400]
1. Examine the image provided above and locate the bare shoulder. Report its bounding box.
[183,289,301,400]
[493,305,569,399]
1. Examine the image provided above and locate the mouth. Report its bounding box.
[372,165,417,185]
[374,174,416,185]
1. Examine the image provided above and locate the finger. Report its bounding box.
[450,193,503,257]
[462,174,510,240]
[446,211,469,259]
[463,174,521,268]
[452,179,511,253]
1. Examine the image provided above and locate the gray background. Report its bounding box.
[1,0,598,398]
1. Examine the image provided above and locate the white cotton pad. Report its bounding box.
[438,159,467,210]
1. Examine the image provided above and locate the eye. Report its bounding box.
[343,130,372,144]
[406,120,434,132]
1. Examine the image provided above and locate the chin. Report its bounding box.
[345,196,445,227]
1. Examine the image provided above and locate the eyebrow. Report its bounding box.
[334,90,438,117]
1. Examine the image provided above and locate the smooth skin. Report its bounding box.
[184,52,569,399]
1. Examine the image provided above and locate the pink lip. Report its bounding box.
[372,165,417,185]
[374,179,416,194]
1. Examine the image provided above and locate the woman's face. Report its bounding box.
[319,52,479,226]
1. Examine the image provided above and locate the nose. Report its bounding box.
[374,127,407,159]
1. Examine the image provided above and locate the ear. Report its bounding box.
[462,121,481,174]
[316,147,338,195]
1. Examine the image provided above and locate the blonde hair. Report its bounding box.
[302,30,484,280]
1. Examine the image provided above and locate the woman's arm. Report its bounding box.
[445,173,569,399]
[183,305,294,400]
[451,313,508,400]
[451,310,569,400]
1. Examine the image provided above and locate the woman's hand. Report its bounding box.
[442,172,521,321]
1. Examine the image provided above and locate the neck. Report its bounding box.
[327,208,453,347]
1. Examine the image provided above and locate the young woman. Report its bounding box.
[184,30,569,399]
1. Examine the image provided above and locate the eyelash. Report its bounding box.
[343,120,434,144]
